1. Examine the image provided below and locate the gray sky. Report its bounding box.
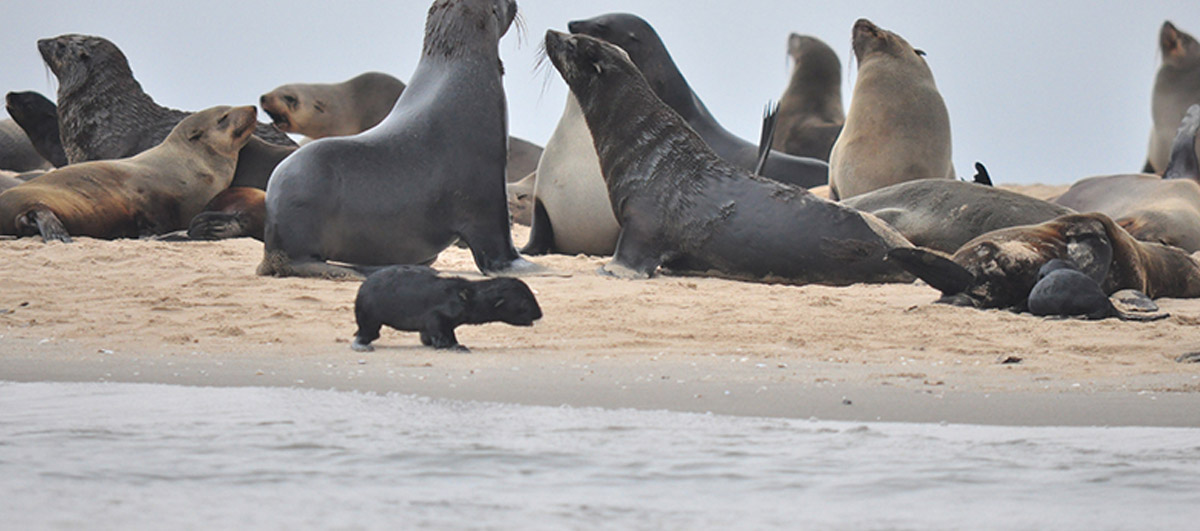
[1,1,1195,184]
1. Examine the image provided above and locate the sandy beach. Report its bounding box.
[3,193,1200,427]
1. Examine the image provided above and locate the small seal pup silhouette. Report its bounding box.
[1027,259,1168,321]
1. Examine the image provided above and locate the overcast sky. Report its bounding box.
[0,1,1195,184]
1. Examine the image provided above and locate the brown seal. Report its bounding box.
[261,72,407,139]
[1144,21,1200,174]
[186,187,267,241]
[771,34,844,161]
[887,213,1200,310]
[0,106,256,241]
[828,19,954,200]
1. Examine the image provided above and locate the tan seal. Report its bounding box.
[828,19,954,200]
[260,72,407,139]
[1145,21,1200,174]
[0,106,256,241]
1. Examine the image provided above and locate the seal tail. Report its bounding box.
[755,101,780,177]
[972,162,993,186]
[1163,104,1200,181]
[885,247,974,296]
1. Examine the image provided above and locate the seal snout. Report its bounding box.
[853,18,880,38]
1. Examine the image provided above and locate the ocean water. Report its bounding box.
[1,381,1198,530]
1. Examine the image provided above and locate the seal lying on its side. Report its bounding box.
[352,265,542,352]
[887,213,1200,310]
[842,179,1075,253]
[259,0,534,279]
[568,13,828,189]
[544,30,912,285]
[1056,104,1200,252]
[1028,259,1168,321]
[828,19,954,200]
[772,34,844,162]
[0,106,256,241]
[1145,21,1200,174]
[38,34,295,190]
[4,92,67,168]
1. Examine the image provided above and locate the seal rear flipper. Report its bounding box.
[755,102,780,177]
[520,199,556,256]
[18,207,71,243]
[972,162,993,186]
[601,226,663,279]
[886,247,974,296]
[188,212,249,240]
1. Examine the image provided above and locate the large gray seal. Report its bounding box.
[37,34,295,190]
[842,179,1075,253]
[1145,21,1200,174]
[544,30,912,285]
[4,91,68,168]
[1056,104,1200,252]
[259,0,534,279]
[888,212,1200,310]
[567,13,829,189]
[828,19,954,200]
[772,34,844,162]
[0,106,256,241]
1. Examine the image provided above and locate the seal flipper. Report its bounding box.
[602,224,664,279]
[972,162,993,186]
[19,207,71,243]
[1065,233,1112,285]
[520,198,556,256]
[886,247,974,296]
[1163,104,1200,181]
[755,102,780,177]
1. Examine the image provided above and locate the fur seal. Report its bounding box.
[842,179,1075,253]
[187,187,266,241]
[259,0,534,279]
[887,213,1200,310]
[0,106,256,241]
[520,94,619,256]
[1056,104,1200,252]
[351,265,542,352]
[4,92,67,168]
[544,30,912,285]
[828,19,955,200]
[567,13,829,189]
[0,119,51,172]
[37,34,295,190]
[1145,21,1200,174]
[1028,259,1168,321]
[771,34,844,161]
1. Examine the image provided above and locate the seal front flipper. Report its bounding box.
[520,198,556,256]
[755,102,780,177]
[972,162,993,186]
[18,207,71,243]
[886,247,974,297]
[601,225,664,279]
[1064,232,1112,284]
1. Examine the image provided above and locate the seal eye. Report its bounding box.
[79,51,90,61]
[283,95,298,109]
[188,130,203,142]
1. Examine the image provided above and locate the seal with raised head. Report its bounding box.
[351,265,542,352]
[1027,259,1168,321]
[828,19,954,200]
[842,179,1075,253]
[259,0,534,279]
[772,34,844,161]
[4,91,66,168]
[1145,21,1200,174]
[544,30,912,285]
[887,212,1200,310]
[567,13,828,189]
[1056,104,1200,252]
[0,105,256,241]
[37,34,295,189]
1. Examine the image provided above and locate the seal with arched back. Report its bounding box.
[259,0,535,279]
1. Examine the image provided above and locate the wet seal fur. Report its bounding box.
[0,106,256,241]
[887,212,1200,310]
[544,30,913,285]
[1028,259,1168,321]
[1056,104,1200,252]
[1145,21,1200,174]
[568,13,829,189]
[842,179,1075,253]
[352,265,542,352]
[259,0,535,279]
[772,34,844,161]
[38,34,295,190]
[828,19,954,200]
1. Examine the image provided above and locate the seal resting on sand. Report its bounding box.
[887,213,1200,310]
[352,265,542,352]
[259,0,536,279]
[0,106,256,241]
[828,19,954,200]
[544,30,913,285]
[1027,259,1168,321]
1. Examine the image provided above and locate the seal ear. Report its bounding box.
[886,247,974,296]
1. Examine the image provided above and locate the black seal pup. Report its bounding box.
[567,13,828,189]
[1027,259,1168,321]
[543,30,912,285]
[352,265,542,352]
[4,91,67,168]
[259,0,536,279]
